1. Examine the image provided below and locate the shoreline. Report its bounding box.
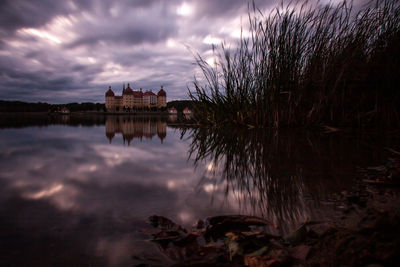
[0,111,169,115]
[139,158,400,266]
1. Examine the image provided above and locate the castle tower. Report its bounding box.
[105,86,115,111]
[122,83,134,109]
[157,86,167,109]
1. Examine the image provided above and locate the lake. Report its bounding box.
[0,113,397,266]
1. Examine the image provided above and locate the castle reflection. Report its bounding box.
[105,116,167,145]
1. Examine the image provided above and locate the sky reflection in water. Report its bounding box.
[0,115,239,265]
[0,114,395,265]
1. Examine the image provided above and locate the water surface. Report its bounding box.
[0,113,397,265]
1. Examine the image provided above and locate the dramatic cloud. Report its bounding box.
[0,0,282,103]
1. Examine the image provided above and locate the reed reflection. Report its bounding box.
[186,128,382,234]
[105,116,167,145]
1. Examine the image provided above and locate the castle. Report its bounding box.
[105,83,166,111]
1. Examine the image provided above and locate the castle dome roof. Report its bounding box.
[157,87,166,96]
[105,86,114,96]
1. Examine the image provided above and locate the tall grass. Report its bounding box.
[189,0,400,128]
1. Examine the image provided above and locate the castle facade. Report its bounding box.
[105,83,166,111]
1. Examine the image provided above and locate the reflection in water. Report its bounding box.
[186,127,393,234]
[0,116,192,265]
[187,128,306,234]
[168,114,178,123]
[105,116,167,145]
[0,113,106,128]
[0,114,398,264]
[183,114,192,120]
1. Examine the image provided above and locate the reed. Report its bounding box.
[189,0,400,128]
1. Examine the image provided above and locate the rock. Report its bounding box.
[307,222,336,238]
[284,225,307,245]
[204,215,278,241]
[207,215,277,228]
[148,215,187,233]
[288,245,310,261]
[193,219,205,230]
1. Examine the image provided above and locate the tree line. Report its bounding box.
[0,100,105,112]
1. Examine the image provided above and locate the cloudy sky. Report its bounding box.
[0,0,285,104]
